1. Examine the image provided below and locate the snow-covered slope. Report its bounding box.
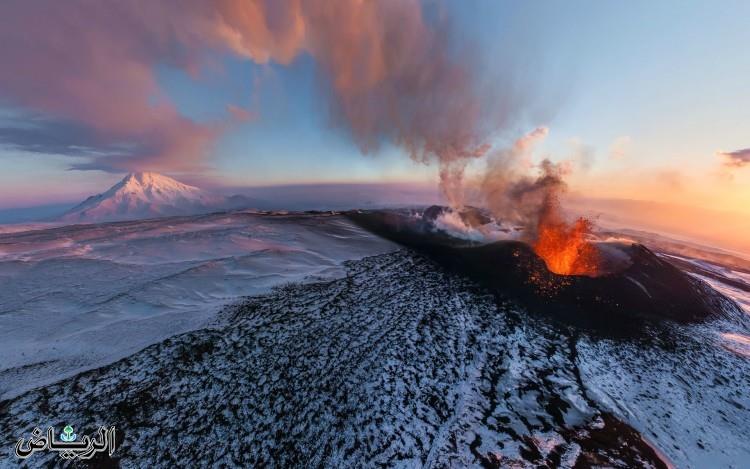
[60,172,244,223]
[0,211,749,466]
[1,248,748,467]
[0,211,398,400]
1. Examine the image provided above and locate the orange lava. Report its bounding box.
[533,214,601,276]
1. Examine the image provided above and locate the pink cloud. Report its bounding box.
[717,148,750,168]
[226,104,258,123]
[0,0,512,186]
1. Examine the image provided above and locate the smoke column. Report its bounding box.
[478,128,600,275]
[0,0,599,273]
[0,0,502,200]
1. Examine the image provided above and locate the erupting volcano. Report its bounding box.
[532,201,601,276]
[345,207,745,328]
[479,153,604,277]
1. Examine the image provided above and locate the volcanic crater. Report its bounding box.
[346,207,746,331]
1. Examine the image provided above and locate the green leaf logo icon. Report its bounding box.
[60,425,76,442]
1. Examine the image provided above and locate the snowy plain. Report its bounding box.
[0,211,397,399]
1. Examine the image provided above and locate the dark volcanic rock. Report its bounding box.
[0,251,674,468]
[346,210,745,328]
[422,204,445,222]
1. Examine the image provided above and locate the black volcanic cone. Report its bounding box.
[346,209,744,329]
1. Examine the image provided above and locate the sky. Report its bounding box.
[0,0,749,218]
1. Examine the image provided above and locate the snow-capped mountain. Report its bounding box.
[60,172,251,223]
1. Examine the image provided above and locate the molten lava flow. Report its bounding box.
[533,209,601,277]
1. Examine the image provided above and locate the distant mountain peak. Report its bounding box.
[60,172,252,224]
[104,172,206,200]
[120,171,192,186]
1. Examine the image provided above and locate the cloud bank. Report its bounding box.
[718,148,750,168]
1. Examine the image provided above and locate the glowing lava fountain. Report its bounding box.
[532,204,601,277]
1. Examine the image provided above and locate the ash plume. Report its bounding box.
[505,159,568,239]
[474,126,600,276]
[0,0,505,192]
[480,127,559,237]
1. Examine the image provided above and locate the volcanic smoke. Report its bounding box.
[0,0,599,274]
[477,130,601,276]
[0,0,494,179]
[511,159,600,276]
